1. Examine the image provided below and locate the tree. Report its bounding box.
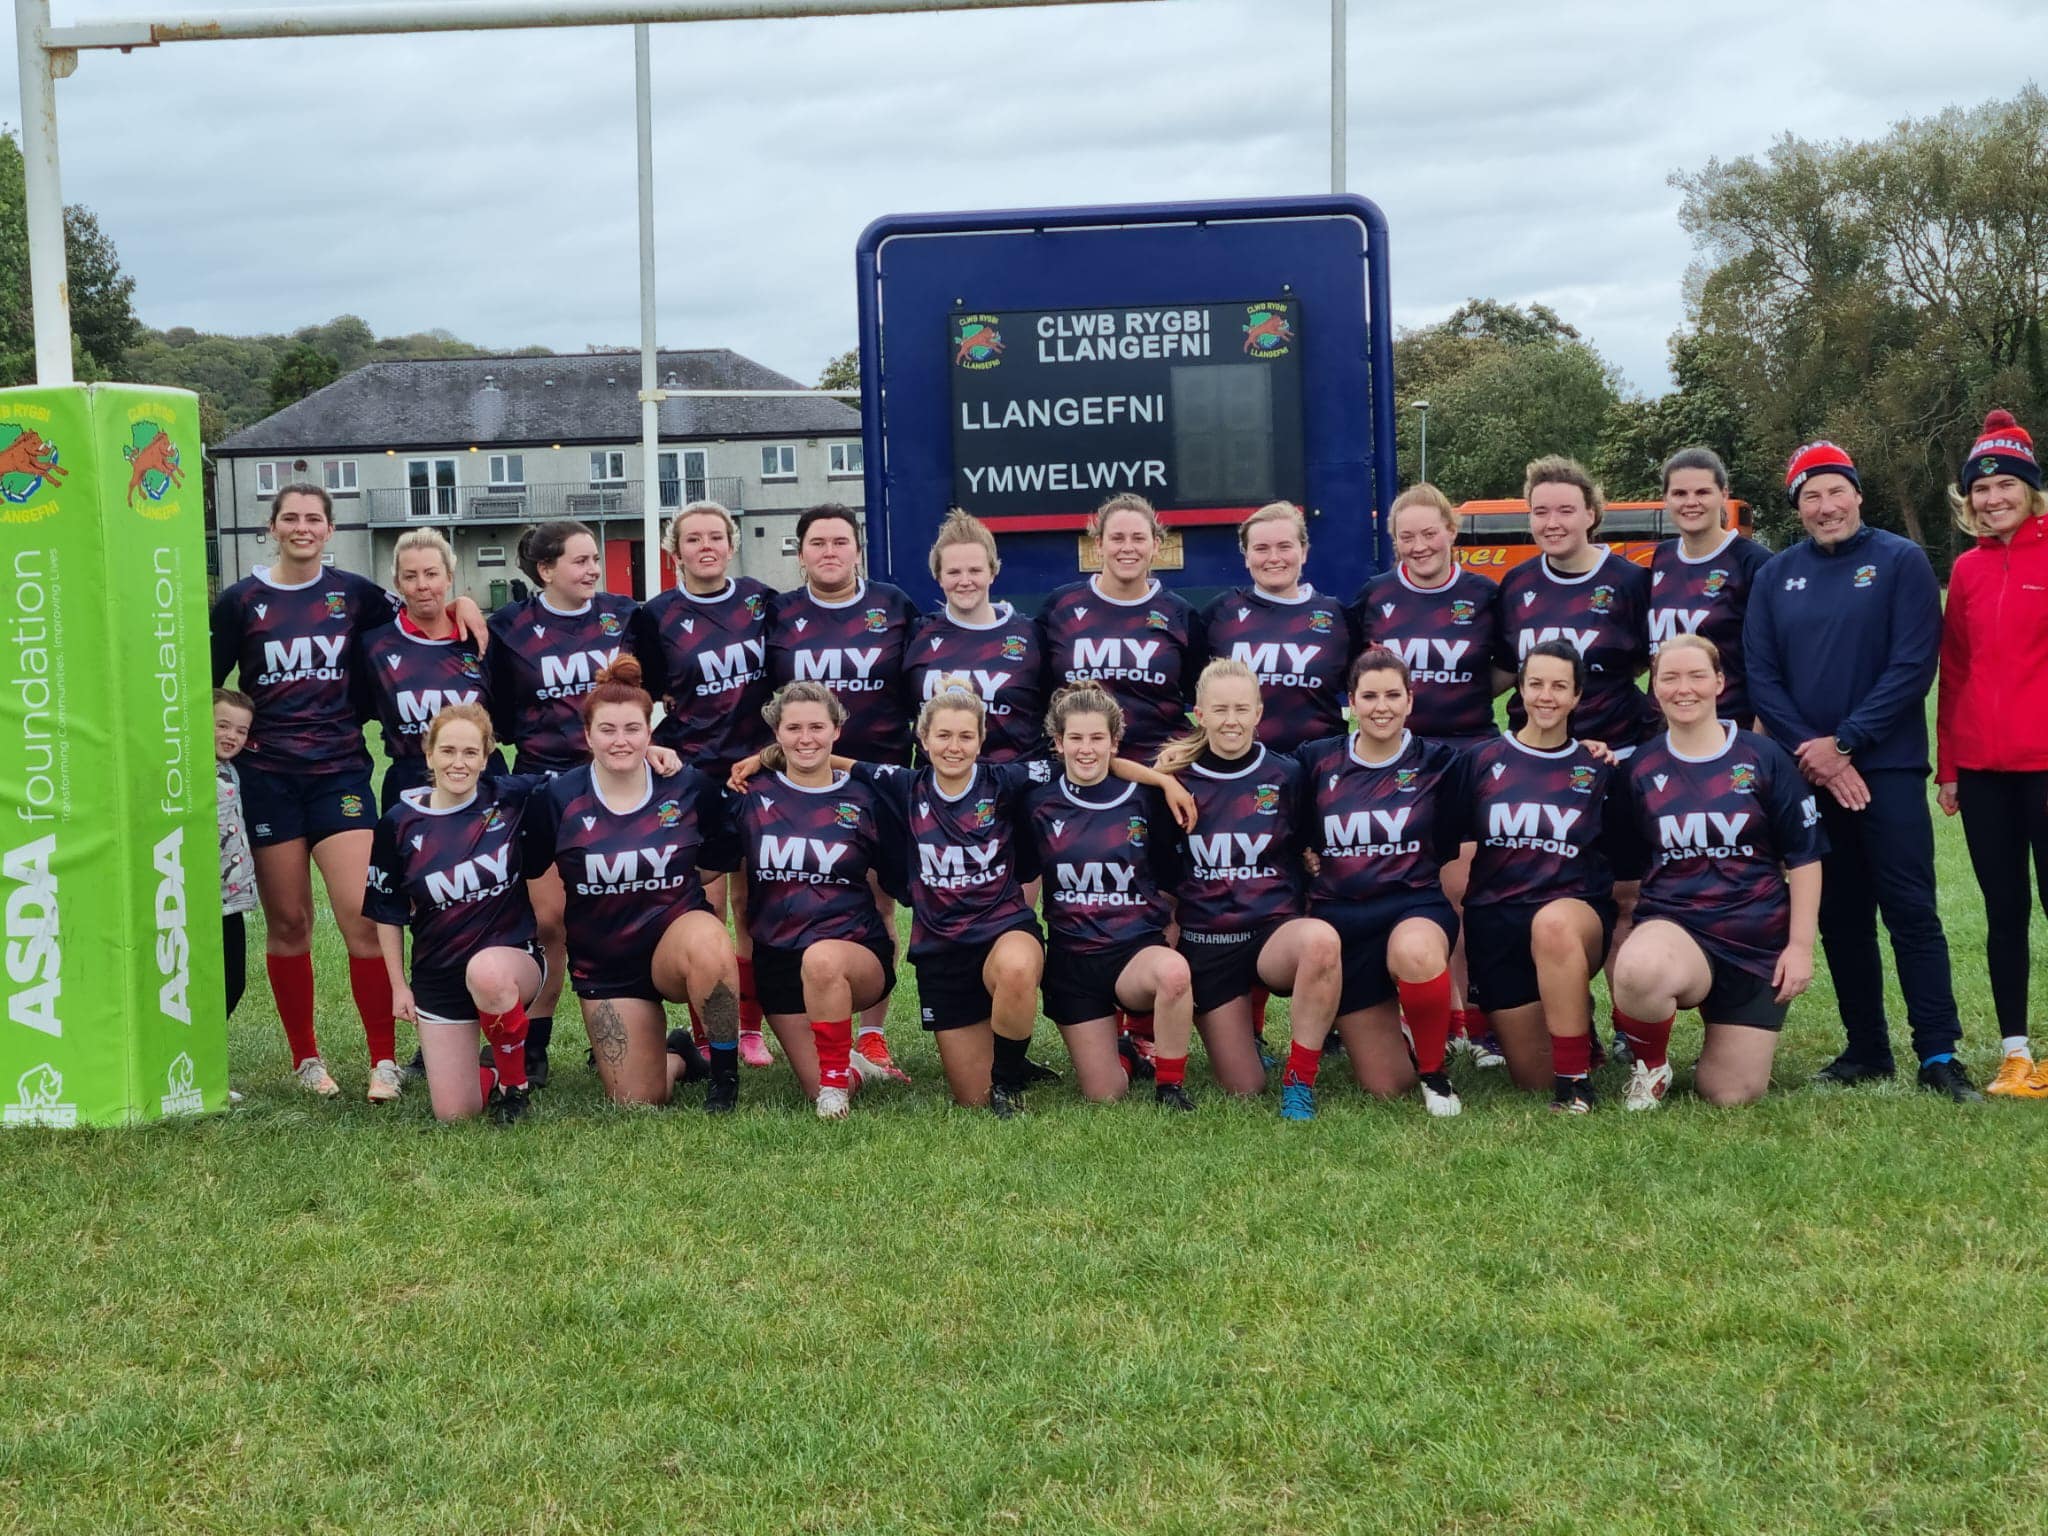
[0,128,140,386]
[267,341,341,409]
[817,347,860,401]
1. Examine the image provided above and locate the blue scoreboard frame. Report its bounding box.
[854,195,1396,610]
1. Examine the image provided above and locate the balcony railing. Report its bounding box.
[362,477,745,527]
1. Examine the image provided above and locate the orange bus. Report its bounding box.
[1450,498,1759,573]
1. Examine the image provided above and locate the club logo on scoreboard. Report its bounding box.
[954,315,1006,371]
[0,421,67,520]
[1242,302,1295,358]
[123,423,185,516]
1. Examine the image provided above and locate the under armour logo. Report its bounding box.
[1784,577,1808,591]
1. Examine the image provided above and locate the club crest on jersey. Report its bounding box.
[459,654,481,679]
[834,802,862,829]
[1126,816,1147,846]
[1703,569,1729,597]
[744,593,765,618]
[1853,564,1876,589]
[598,613,622,637]
[1308,610,1334,633]
[1588,585,1615,614]
[1729,763,1758,795]
[971,798,996,830]
[325,593,348,619]
[1450,599,1475,625]
[656,799,682,827]
[857,608,887,634]
[1394,768,1418,792]
[1145,610,1169,631]
[1569,766,1596,794]
[481,806,507,831]
[1000,634,1028,661]
[1253,785,1281,815]
[339,794,365,818]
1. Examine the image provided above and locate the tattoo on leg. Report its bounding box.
[588,1000,629,1066]
[704,982,740,1045]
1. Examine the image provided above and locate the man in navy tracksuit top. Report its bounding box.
[1743,441,1978,1100]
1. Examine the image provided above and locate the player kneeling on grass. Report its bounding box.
[1458,640,1635,1115]
[365,704,550,1125]
[1608,635,1826,1107]
[1153,660,1342,1098]
[1022,684,1204,1110]
[1287,649,1463,1119]
[527,659,743,1113]
[720,682,912,1120]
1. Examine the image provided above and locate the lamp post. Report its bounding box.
[1413,399,1430,485]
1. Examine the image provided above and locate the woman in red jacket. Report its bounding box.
[1936,409,2048,1099]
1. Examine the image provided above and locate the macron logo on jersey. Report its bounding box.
[253,603,268,620]
[425,846,513,905]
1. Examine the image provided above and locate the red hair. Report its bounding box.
[580,655,653,728]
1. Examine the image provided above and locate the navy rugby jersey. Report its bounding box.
[1198,586,1355,749]
[853,758,1049,957]
[722,769,910,951]
[633,577,773,767]
[1497,550,1656,746]
[485,592,639,773]
[766,581,920,764]
[1457,733,1633,908]
[1625,727,1827,980]
[1647,533,1773,721]
[354,618,488,765]
[211,566,397,774]
[904,604,1048,763]
[1295,731,1463,904]
[530,763,731,991]
[365,776,542,995]
[1172,747,1308,933]
[1023,776,1180,953]
[1352,565,1505,739]
[1039,577,1203,760]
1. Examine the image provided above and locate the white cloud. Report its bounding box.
[7,0,2047,394]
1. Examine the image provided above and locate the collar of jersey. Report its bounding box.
[396,611,458,646]
[1059,776,1136,808]
[681,578,737,605]
[1191,745,1268,780]
[402,785,479,816]
[928,763,983,804]
[1347,729,1412,769]
[1088,574,1160,607]
[254,565,328,592]
[1675,530,1739,566]
[539,594,593,617]
[1663,722,1738,764]
[941,600,1013,630]
[773,768,850,794]
[591,764,656,815]
[805,581,867,610]
[1504,729,1579,760]
[1537,548,1612,586]
[1247,583,1315,606]
[1396,564,1458,595]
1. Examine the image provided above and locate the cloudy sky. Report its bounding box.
[8,0,2048,395]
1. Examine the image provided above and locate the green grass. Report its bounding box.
[5,735,2048,1532]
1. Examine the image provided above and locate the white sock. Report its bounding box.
[2003,1035,2031,1059]
[857,1023,884,1040]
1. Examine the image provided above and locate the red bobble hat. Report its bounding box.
[1785,440,1859,503]
[1960,409,2041,491]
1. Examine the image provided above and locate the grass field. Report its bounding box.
[6,742,2048,1532]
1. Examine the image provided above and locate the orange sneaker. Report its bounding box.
[1986,1053,2041,1098]
[852,1031,911,1084]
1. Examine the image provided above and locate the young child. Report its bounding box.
[215,689,258,1036]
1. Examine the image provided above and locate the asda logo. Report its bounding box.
[4,835,61,1038]
[154,829,190,1026]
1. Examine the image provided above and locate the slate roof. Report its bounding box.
[215,349,858,454]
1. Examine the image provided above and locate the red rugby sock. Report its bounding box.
[348,955,396,1064]
[1614,1009,1675,1071]
[736,956,763,1035]
[686,1002,707,1051]
[814,1017,853,1092]
[1153,1053,1187,1088]
[1397,971,1454,1074]
[1248,987,1271,1035]
[1122,1011,1155,1042]
[479,1002,531,1091]
[1551,1030,1592,1079]
[266,953,319,1067]
[1284,1042,1322,1088]
[479,1064,498,1102]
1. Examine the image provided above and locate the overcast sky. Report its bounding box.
[7,0,2047,395]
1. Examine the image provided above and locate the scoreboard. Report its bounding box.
[856,197,1395,607]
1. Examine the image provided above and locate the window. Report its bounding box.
[828,441,863,477]
[488,454,525,488]
[658,449,709,509]
[254,461,298,496]
[322,459,358,493]
[405,457,457,519]
[475,545,507,567]
[590,450,626,485]
[760,444,796,480]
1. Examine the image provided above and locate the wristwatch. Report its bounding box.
[1833,734,1854,758]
